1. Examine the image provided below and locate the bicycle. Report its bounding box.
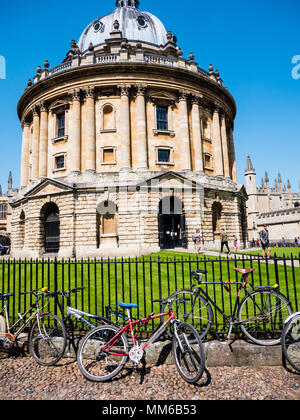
[281,311,300,373]
[76,298,205,384]
[0,290,67,366]
[44,287,127,357]
[164,267,293,346]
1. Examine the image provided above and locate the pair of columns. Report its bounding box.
[212,104,237,181]
[20,102,48,187]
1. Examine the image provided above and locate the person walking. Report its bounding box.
[220,228,231,254]
[192,229,202,254]
[260,224,271,259]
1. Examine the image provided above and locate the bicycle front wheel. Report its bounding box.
[77,325,129,382]
[281,313,300,372]
[172,322,205,384]
[165,290,213,340]
[29,313,67,366]
[238,289,293,346]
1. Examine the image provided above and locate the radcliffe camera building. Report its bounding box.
[10,0,248,258]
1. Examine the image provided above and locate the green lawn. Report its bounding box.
[233,247,300,259]
[1,251,299,333]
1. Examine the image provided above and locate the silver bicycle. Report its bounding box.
[281,311,300,372]
[0,289,67,366]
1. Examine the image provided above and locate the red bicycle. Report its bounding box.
[77,297,205,384]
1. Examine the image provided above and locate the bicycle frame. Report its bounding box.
[101,308,176,357]
[0,295,49,342]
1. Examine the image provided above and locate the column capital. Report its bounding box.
[84,85,95,99]
[39,101,48,113]
[72,88,81,102]
[21,118,30,129]
[178,90,189,102]
[32,105,40,117]
[135,83,147,97]
[191,94,203,106]
[118,84,131,96]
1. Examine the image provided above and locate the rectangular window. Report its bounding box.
[156,107,168,130]
[55,155,65,170]
[57,113,65,138]
[0,204,7,220]
[158,149,170,163]
[102,147,116,165]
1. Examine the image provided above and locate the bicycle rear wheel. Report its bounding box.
[238,289,292,346]
[29,313,67,366]
[172,322,205,384]
[281,314,300,372]
[77,325,129,382]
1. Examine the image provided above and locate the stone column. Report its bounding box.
[38,102,48,178]
[220,113,230,177]
[85,86,96,173]
[70,89,81,174]
[228,124,237,182]
[191,96,204,172]
[136,84,148,170]
[178,90,191,172]
[31,106,40,181]
[118,84,131,171]
[212,105,224,176]
[20,120,30,187]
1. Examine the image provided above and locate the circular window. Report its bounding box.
[93,20,103,32]
[137,16,147,28]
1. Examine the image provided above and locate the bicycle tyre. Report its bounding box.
[281,313,300,373]
[77,325,129,382]
[28,313,67,366]
[238,289,293,346]
[164,290,213,340]
[172,322,205,384]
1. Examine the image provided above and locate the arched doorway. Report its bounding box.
[158,196,187,249]
[43,203,60,253]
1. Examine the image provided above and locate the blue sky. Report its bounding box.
[0,0,299,192]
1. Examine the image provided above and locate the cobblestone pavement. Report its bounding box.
[0,356,300,400]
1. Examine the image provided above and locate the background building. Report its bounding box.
[0,172,18,246]
[10,0,248,258]
[245,156,300,243]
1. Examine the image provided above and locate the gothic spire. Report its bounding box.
[245,156,255,173]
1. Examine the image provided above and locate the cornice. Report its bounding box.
[17,62,237,121]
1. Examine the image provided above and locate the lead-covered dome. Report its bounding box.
[78,1,168,52]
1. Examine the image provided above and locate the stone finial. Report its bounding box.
[0,184,2,197]
[113,20,120,31]
[261,178,265,189]
[177,48,183,57]
[44,59,49,69]
[265,171,269,184]
[88,42,94,52]
[287,179,291,191]
[208,64,214,74]
[166,31,173,41]
[27,79,32,88]
[189,52,195,61]
[36,65,42,74]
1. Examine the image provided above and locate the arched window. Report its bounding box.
[20,211,25,249]
[101,104,116,132]
[41,203,60,253]
[212,202,222,234]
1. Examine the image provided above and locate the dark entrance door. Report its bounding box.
[158,197,187,249]
[44,204,60,253]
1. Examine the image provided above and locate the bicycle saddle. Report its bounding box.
[118,302,138,309]
[191,269,207,276]
[0,293,13,299]
[233,268,255,274]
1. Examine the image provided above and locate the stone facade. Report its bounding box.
[245,156,300,242]
[10,1,248,258]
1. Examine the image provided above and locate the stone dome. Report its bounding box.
[78,1,168,52]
